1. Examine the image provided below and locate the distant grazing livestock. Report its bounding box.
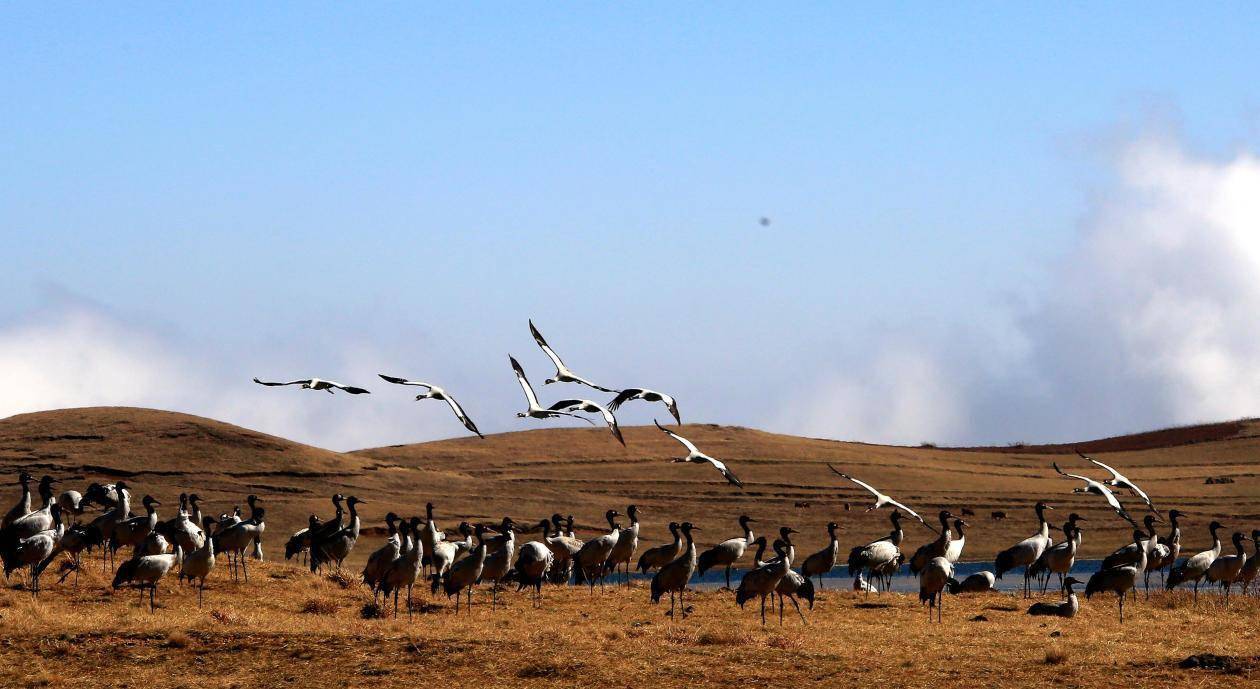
[961,508,975,517]
[991,511,1007,521]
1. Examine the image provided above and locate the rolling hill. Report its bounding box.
[2,406,1258,562]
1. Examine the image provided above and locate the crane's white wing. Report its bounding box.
[1081,453,1123,482]
[253,377,311,387]
[705,456,743,488]
[655,420,699,455]
[378,374,435,390]
[441,394,483,438]
[529,320,567,372]
[826,464,882,501]
[510,356,541,408]
[885,499,928,527]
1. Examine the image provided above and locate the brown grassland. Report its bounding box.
[2,406,1260,687]
[2,564,1258,689]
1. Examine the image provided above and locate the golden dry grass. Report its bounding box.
[1,560,1258,688]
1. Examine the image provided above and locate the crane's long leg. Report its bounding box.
[778,593,784,625]
[725,565,731,591]
[789,594,807,624]
[1118,592,1124,624]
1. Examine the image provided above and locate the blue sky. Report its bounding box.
[3,5,1260,449]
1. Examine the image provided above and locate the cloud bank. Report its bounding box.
[785,133,1260,445]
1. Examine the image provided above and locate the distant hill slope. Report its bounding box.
[3,408,1258,562]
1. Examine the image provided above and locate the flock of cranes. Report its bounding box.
[2,320,1257,628]
[2,456,1257,625]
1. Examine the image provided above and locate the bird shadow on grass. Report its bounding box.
[853,602,891,609]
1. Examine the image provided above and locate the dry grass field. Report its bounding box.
[1,561,1258,689]
[3,406,1260,688]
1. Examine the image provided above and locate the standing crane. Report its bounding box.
[696,515,755,590]
[800,521,840,589]
[919,556,955,623]
[1167,520,1224,604]
[572,510,621,591]
[994,501,1054,598]
[649,522,700,619]
[178,516,217,606]
[909,511,956,576]
[1086,530,1146,623]
[736,529,796,625]
[637,521,683,575]
[605,504,640,586]
[848,510,906,594]
[1205,531,1248,599]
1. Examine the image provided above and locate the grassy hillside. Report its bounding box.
[2,406,1256,563]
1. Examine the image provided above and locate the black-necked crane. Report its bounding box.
[1167,520,1224,604]
[479,516,519,610]
[1205,531,1248,599]
[510,356,597,425]
[919,556,955,623]
[528,319,619,393]
[361,512,402,602]
[1052,462,1138,527]
[1102,513,1167,596]
[252,377,370,394]
[548,399,625,445]
[543,514,583,584]
[55,488,85,525]
[946,570,997,594]
[800,521,841,589]
[430,521,474,583]
[572,510,621,590]
[605,505,640,585]
[435,523,490,614]
[111,495,161,560]
[637,521,683,575]
[910,511,956,576]
[1075,450,1159,516]
[215,496,266,581]
[736,527,797,625]
[88,479,129,572]
[848,510,906,594]
[1146,509,1184,585]
[159,495,205,553]
[380,518,424,618]
[1030,520,1083,594]
[1086,529,1146,623]
[178,516,217,606]
[310,496,362,574]
[751,532,814,625]
[418,501,445,577]
[34,518,102,587]
[112,533,180,612]
[284,516,319,564]
[608,388,681,424]
[377,374,484,438]
[696,515,756,589]
[1026,576,1083,618]
[827,465,933,531]
[650,522,700,619]
[2,475,59,541]
[1,472,33,529]
[994,501,1054,598]
[945,518,967,563]
[513,523,555,608]
[656,422,743,488]
[4,504,63,595]
[1237,530,1260,595]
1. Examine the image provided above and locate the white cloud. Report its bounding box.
[782,133,1260,445]
[0,302,453,451]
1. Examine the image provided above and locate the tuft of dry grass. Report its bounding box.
[301,598,338,615]
[325,571,355,589]
[1045,645,1068,665]
[163,630,190,648]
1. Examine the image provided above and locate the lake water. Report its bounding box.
[620,559,1119,593]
